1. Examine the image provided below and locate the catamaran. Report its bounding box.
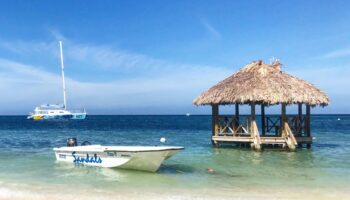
[27,41,87,120]
[54,138,184,172]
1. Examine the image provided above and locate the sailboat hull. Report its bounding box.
[28,112,86,120]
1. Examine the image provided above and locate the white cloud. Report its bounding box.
[0,57,232,114]
[201,19,222,39]
[66,43,165,70]
[319,48,350,59]
[287,65,350,113]
[1,33,349,114]
[0,40,56,56]
[0,36,211,74]
[0,33,233,114]
[0,33,232,114]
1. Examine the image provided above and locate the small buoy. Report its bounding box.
[207,168,214,173]
[160,137,166,143]
[337,118,341,121]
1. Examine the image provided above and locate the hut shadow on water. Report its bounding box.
[313,143,340,148]
[209,145,319,181]
[158,163,196,174]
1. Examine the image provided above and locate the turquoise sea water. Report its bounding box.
[0,115,349,199]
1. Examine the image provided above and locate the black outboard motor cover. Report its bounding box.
[67,137,77,147]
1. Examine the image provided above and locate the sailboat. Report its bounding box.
[27,41,87,120]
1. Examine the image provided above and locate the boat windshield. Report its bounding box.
[35,110,49,114]
[37,104,65,110]
[69,109,86,114]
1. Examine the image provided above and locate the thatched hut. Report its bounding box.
[193,60,329,150]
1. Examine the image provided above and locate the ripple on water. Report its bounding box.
[0,115,349,196]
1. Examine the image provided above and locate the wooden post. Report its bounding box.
[211,104,219,146]
[298,103,302,119]
[251,102,254,148]
[282,103,297,150]
[235,104,239,127]
[261,104,266,136]
[298,103,303,134]
[306,105,311,136]
[251,103,255,134]
[306,104,311,148]
[281,103,287,127]
[250,103,261,151]
[297,103,303,147]
[281,103,287,141]
[251,103,256,121]
[281,103,286,138]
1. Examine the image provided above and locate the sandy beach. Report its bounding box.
[1,181,349,200]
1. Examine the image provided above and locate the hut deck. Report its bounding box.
[212,136,312,145]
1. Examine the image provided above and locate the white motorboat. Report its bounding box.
[27,41,87,120]
[53,139,184,172]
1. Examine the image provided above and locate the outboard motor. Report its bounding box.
[67,137,77,147]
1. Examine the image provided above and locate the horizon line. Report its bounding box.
[0,114,349,116]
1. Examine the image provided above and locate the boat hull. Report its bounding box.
[53,146,183,172]
[28,113,86,120]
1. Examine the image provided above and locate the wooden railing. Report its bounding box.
[217,115,261,150]
[266,116,281,136]
[213,114,311,150]
[265,115,306,137]
[288,116,306,137]
[217,115,306,137]
[217,115,251,136]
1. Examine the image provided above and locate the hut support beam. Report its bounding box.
[298,103,303,135]
[297,103,303,147]
[306,105,311,148]
[261,105,266,136]
[298,103,303,120]
[281,104,297,150]
[235,104,239,128]
[211,104,219,146]
[250,103,261,151]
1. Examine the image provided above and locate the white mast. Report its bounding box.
[59,41,67,110]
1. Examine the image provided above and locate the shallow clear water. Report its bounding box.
[0,115,349,199]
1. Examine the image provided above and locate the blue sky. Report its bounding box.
[0,0,349,114]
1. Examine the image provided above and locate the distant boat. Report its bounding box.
[27,41,87,120]
[53,138,184,172]
[186,113,191,117]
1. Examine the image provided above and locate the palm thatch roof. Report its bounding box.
[193,60,329,106]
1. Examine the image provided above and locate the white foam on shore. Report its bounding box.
[1,183,350,200]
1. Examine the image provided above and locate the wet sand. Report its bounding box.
[1,182,349,200]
